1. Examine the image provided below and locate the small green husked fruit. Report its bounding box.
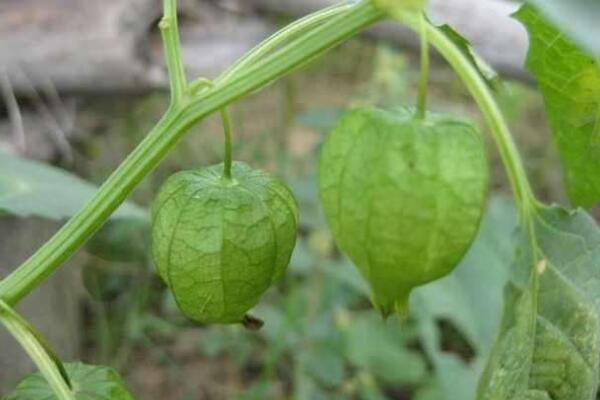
[152,162,298,324]
[319,107,489,317]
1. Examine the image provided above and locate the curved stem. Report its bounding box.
[416,13,429,120]
[160,0,187,104]
[0,301,74,399]
[0,0,384,306]
[404,16,536,218]
[220,108,233,179]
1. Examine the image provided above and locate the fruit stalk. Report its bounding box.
[220,108,233,180]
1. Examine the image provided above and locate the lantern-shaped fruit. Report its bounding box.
[152,162,298,324]
[319,107,489,316]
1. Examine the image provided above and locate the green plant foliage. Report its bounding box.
[516,5,600,208]
[525,0,600,57]
[82,260,137,302]
[0,152,146,221]
[86,219,150,263]
[344,312,427,385]
[319,107,489,316]
[4,362,135,400]
[152,162,298,324]
[5,0,600,397]
[477,205,600,399]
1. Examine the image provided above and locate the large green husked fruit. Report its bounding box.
[319,107,489,317]
[152,162,298,324]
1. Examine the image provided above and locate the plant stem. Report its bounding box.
[220,108,233,179]
[416,13,429,120]
[0,0,384,306]
[215,2,354,85]
[403,15,536,218]
[160,0,187,104]
[0,301,75,399]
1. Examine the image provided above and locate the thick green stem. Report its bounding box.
[0,0,384,305]
[416,13,429,120]
[0,301,74,399]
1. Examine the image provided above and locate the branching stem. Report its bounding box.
[0,0,384,305]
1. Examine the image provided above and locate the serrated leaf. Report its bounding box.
[477,205,600,399]
[5,362,135,400]
[516,6,600,208]
[0,152,147,221]
[438,25,501,91]
[525,0,600,57]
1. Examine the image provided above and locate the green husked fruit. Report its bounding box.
[152,162,298,324]
[319,107,489,317]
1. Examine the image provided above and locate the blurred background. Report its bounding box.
[0,0,571,399]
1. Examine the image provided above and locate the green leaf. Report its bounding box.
[525,0,600,57]
[86,219,150,263]
[5,362,135,399]
[82,260,137,302]
[477,205,600,399]
[344,313,427,385]
[0,152,147,221]
[298,108,344,135]
[515,6,600,208]
[358,382,388,400]
[414,383,443,400]
[303,345,346,387]
[438,25,501,91]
